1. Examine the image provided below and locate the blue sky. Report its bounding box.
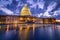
[0,0,60,19]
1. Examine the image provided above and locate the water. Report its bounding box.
[0,24,60,40]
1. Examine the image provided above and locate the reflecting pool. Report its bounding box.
[0,24,60,40]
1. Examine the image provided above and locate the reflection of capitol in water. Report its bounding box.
[0,24,55,40]
[0,24,55,31]
[0,4,55,25]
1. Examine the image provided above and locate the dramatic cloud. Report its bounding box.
[37,0,45,9]
[37,13,43,17]
[46,1,57,12]
[53,10,60,16]
[43,1,57,17]
[0,0,12,7]
[0,7,13,15]
[17,2,24,7]
[0,0,60,19]
[27,0,45,9]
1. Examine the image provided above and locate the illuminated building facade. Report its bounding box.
[0,4,56,24]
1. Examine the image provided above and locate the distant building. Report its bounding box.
[0,4,56,24]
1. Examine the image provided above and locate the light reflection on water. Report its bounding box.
[0,24,60,40]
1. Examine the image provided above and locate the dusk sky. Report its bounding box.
[0,0,60,19]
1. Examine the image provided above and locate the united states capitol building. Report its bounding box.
[0,4,55,24]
